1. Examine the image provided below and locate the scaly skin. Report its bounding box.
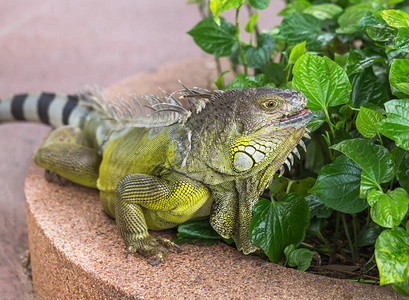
[0,86,312,264]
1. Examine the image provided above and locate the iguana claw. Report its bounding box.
[125,236,181,264]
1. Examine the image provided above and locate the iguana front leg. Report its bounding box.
[210,177,259,255]
[115,173,211,264]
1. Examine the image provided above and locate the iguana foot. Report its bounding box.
[44,169,70,186]
[126,236,181,266]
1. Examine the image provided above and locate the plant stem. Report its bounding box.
[235,5,248,76]
[344,279,378,284]
[322,131,335,161]
[389,178,395,191]
[215,57,223,86]
[323,107,335,136]
[301,242,315,248]
[377,131,384,146]
[286,180,294,194]
[352,214,358,260]
[342,214,356,263]
[245,2,260,36]
[331,212,340,262]
[316,231,332,254]
[285,65,292,85]
[322,107,336,161]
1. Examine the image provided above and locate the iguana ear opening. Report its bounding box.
[236,121,244,134]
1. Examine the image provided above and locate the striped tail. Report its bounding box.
[0,92,92,128]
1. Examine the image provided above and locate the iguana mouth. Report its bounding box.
[265,108,312,128]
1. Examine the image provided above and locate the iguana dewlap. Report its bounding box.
[0,86,312,264]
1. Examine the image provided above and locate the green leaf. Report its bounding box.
[338,104,354,125]
[306,217,327,237]
[375,227,409,285]
[360,170,379,198]
[210,0,244,22]
[269,176,288,201]
[287,41,306,67]
[278,0,310,17]
[304,130,332,173]
[356,107,386,138]
[284,245,314,271]
[396,28,409,52]
[387,0,405,5]
[388,0,405,5]
[303,4,343,21]
[397,150,409,192]
[269,177,316,201]
[368,189,409,228]
[337,2,379,34]
[264,62,286,87]
[225,74,262,89]
[356,222,383,247]
[293,53,351,111]
[349,67,389,107]
[305,194,332,219]
[392,147,405,174]
[356,11,382,31]
[334,53,347,68]
[213,70,231,89]
[279,13,324,50]
[392,280,409,297]
[307,116,325,132]
[306,110,326,133]
[309,155,366,213]
[288,177,316,197]
[378,99,409,151]
[249,194,310,263]
[389,59,409,98]
[248,0,269,10]
[245,13,259,33]
[331,139,395,194]
[346,48,386,77]
[187,17,236,57]
[366,24,397,44]
[357,11,397,44]
[177,219,223,240]
[241,33,275,69]
[380,9,409,28]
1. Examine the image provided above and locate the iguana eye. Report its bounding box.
[263,100,277,109]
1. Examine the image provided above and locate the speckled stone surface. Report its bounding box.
[25,58,402,299]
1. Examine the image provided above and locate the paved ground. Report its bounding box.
[0,1,282,298]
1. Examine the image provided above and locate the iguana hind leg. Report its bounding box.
[115,173,211,264]
[34,126,101,188]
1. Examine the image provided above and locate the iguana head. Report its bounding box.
[166,86,312,254]
[183,87,312,187]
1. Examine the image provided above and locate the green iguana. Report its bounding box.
[0,84,312,264]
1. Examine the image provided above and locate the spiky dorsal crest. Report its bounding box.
[176,81,225,113]
[78,82,224,128]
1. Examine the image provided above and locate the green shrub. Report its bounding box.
[183,0,409,296]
